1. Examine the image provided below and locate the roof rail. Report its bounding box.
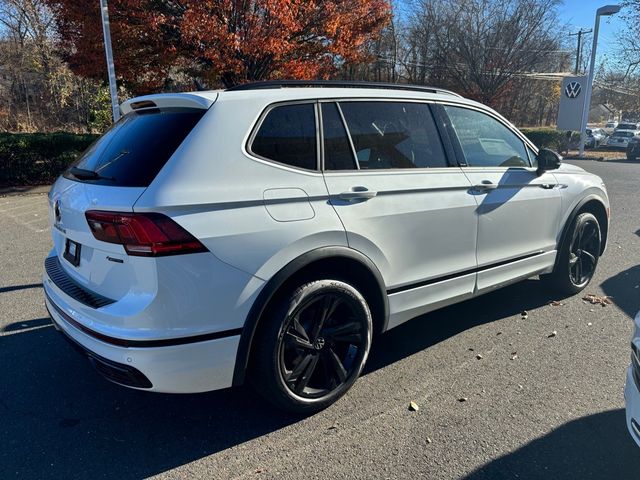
[225,80,463,98]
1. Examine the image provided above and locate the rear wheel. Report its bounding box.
[543,212,601,295]
[251,280,372,413]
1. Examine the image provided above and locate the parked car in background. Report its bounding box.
[43,80,610,413]
[604,121,618,134]
[627,135,640,161]
[586,128,607,148]
[607,130,640,149]
[615,122,640,132]
[625,311,640,447]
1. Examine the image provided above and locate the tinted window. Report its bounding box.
[444,106,529,168]
[613,131,635,138]
[339,102,448,169]
[251,103,317,170]
[66,108,205,187]
[321,103,356,170]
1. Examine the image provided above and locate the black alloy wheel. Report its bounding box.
[543,212,601,295]
[567,216,601,287]
[279,290,367,399]
[251,280,372,413]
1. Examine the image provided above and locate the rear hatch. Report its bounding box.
[48,94,214,301]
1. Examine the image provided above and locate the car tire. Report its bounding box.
[250,279,373,413]
[542,212,601,295]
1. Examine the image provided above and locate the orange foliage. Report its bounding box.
[45,0,391,93]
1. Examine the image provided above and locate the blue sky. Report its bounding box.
[558,0,626,64]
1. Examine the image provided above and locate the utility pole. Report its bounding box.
[568,28,592,75]
[100,0,120,122]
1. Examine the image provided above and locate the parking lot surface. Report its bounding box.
[1,159,639,479]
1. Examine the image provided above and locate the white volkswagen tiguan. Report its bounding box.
[44,81,609,412]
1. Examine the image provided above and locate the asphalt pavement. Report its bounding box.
[1,158,639,479]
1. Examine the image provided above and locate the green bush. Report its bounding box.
[0,132,98,186]
[520,127,580,153]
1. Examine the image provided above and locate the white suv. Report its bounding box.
[44,81,610,412]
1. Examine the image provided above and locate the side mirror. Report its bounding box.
[536,148,562,175]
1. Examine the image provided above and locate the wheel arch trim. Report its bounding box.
[232,246,388,386]
[556,194,609,263]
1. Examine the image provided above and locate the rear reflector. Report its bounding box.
[85,210,207,257]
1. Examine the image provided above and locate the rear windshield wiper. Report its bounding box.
[68,167,115,181]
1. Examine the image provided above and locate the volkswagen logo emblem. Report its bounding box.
[54,200,61,224]
[565,81,582,99]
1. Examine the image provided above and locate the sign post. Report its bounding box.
[100,0,120,122]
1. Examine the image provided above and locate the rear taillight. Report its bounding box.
[85,211,207,257]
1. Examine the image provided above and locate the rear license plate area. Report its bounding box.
[63,239,82,267]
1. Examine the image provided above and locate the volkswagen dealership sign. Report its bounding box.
[557,76,587,131]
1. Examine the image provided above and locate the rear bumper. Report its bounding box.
[44,283,241,393]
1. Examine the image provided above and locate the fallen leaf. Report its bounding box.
[510,352,518,360]
[548,331,557,338]
[409,401,419,411]
[476,354,483,360]
[521,310,528,319]
[549,300,563,306]
[582,294,613,306]
[458,397,468,402]
[426,437,433,444]
[587,322,592,326]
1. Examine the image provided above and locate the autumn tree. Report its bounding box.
[45,0,391,93]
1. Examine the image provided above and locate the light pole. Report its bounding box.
[100,0,120,122]
[578,4,621,157]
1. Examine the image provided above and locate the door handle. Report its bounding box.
[472,180,498,192]
[538,183,557,189]
[339,186,377,202]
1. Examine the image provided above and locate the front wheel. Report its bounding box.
[251,280,372,413]
[543,212,601,295]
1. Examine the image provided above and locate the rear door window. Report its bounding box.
[65,108,205,187]
[338,101,449,169]
[250,103,317,170]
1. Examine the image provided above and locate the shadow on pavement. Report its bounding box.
[464,409,639,480]
[0,279,594,479]
[601,265,640,319]
[0,324,303,479]
[0,282,42,294]
[366,278,565,374]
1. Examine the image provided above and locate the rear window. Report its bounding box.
[250,103,317,170]
[65,108,205,187]
[618,123,637,130]
[613,131,634,138]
